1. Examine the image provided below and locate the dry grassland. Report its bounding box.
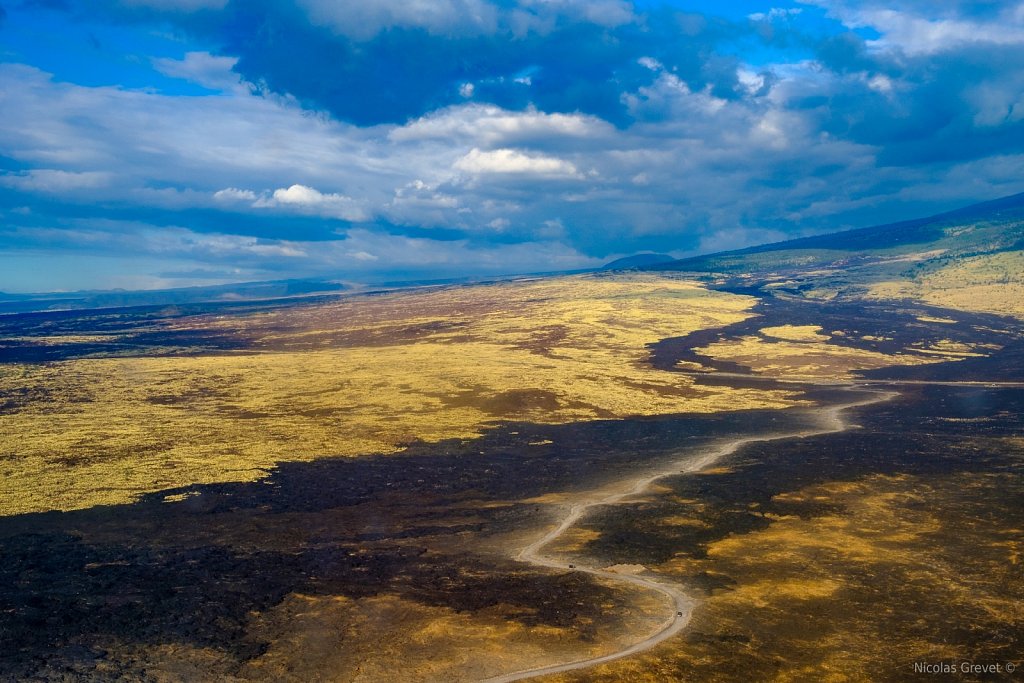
[697,325,949,380]
[868,250,1024,318]
[1,274,801,515]
[550,470,1024,683]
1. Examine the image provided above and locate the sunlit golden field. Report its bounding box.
[696,325,953,379]
[868,250,1024,318]
[0,274,805,516]
[3,274,999,516]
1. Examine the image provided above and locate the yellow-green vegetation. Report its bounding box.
[868,250,1024,318]
[910,339,996,358]
[553,471,1023,683]
[2,334,123,346]
[759,324,832,342]
[240,580,669,683]
[1,274,808,516]
[698,325,946,379]
[667,474,1021,681]
[90,568,668,682]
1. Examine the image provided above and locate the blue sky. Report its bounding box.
[1,0,1023,292]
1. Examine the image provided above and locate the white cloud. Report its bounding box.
[390,180,458,209]
[3,51,1024,286]
[868,11,1024,55]
[213,187,257,201]
[0,64,377,187]
[0,169,113,193]
[968,79,1024,126]
[752,110,797,150]
[804,1,1024,55]
[622,71,727,121]
[252,184,369,221]
[6,219,308,260]
[637,56,662,71]
[454,148,579,176]
[866,74,894,94]
[737,68,768,95]
[391,104,606,146]
[153,51,248,94]
[267,183,334,206]
[219,184,370,222]
[749,8,802,22]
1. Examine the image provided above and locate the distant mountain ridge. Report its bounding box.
[601,253,675,270]
[645,191,1024,319]
[659,191,1024,270]
[0,279,347,315]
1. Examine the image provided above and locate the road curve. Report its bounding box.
[483,388,896,683]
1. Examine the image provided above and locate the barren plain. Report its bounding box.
[1,270,1022,682]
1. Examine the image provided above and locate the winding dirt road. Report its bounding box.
[484,388,896,683]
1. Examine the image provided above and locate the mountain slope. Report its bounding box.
[601,253,675,270]
[648,192,1024,318]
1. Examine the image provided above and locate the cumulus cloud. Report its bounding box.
[391,105,606,146]
[266,184,338,206]
[213,184,371,221]
[454,148,580,177]
[256,184,367,222]
[4,51,1022,269]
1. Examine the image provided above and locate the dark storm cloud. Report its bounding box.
[59,0,756,127]
[800,38,1024,167]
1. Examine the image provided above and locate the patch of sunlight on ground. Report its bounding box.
[868,250,1024,319]
[759,325,831,342]
[697,334,946,380]
[1,273,804,515]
